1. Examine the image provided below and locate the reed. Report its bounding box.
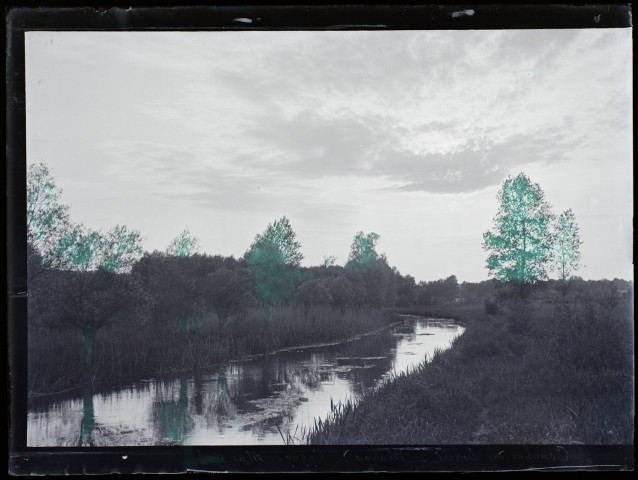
[28,305,395,396]
[307,297,634,445]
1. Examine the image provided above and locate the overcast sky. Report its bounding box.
[25,29,632,283]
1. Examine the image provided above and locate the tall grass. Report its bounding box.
[28,305,395,396]
[307,297,634,445]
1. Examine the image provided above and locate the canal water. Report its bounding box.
[27,316,464,446]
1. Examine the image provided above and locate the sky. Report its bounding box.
[25,29,633,283]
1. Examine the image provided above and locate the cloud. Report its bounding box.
[233,104,587,194]
[388,129,581,194]
[158,173,358,230]
[25,29,632,281]
[63,28,630,204]
[246,109,390,175]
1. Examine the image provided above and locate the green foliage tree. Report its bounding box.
[395,273,416,307]
[552,209,582,297]
[57,224,144,274]
[27,163,144,275]
[345,232,381,271]
[133,252,213,332]
[200,267,256,325]
[322,255,337,267]
[415,280,433,305]
[362,267,390,307]
[27,163,148,372]
[245,216,303,320]
[294,278,332,316]
[27,163,79,275]
[27,163,70,246]
[100,225,144,273]
[37,224,147,369]
[483,173,554,297]
[362,260,397,308]
[46,223,143,274]
[328,276,355,312]
[345,270,369,307]
[344,232,398,307]
[167,228,200,258]
[35,268,150,369]
[425,275,459,304]
[64,228,102,271]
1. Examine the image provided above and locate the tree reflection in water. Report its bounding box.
[193,371,203,415]
[79,387,94,447]
[213,366,236,420]
[152,377,192,443]
[29,317,464,446]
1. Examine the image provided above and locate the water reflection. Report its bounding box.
[80,387,94,447]
[152,377,192,442]
[27,317,464,446]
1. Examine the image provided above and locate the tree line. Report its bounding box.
[27,165,590,376]
[27,164,415,371]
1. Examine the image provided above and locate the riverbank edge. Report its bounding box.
[306,300,634,445]
[238,312,421,359]
[28,309,422,400]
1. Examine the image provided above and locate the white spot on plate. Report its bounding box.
[451,9,475,18]
[234,18,253,24]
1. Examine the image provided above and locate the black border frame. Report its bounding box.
[6,4,634,474]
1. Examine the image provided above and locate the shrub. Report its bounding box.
[483,297,500,315]
[504,298,532,334]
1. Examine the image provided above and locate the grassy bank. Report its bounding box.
[28,305,395,396]
[308,297,634,444]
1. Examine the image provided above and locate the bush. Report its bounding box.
[483,297,500,315]
[549,297,633,374]
[503,298,532,334]
[294,279,332,314]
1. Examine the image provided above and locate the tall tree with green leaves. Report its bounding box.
[345,232,381,271]
[27,163,78,275]
[245,216,303,320]
[552,209,582,297]
[482,173,554,297]
[27,163,69,246]
[167,228,200,257]
[38,223,147,370]
[27,163,144,275]
[37,268,150,369]
[27,163,148,373]
[100,225,144,273]
[163,230,204,332]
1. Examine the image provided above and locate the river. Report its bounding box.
[27,315,464,446]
